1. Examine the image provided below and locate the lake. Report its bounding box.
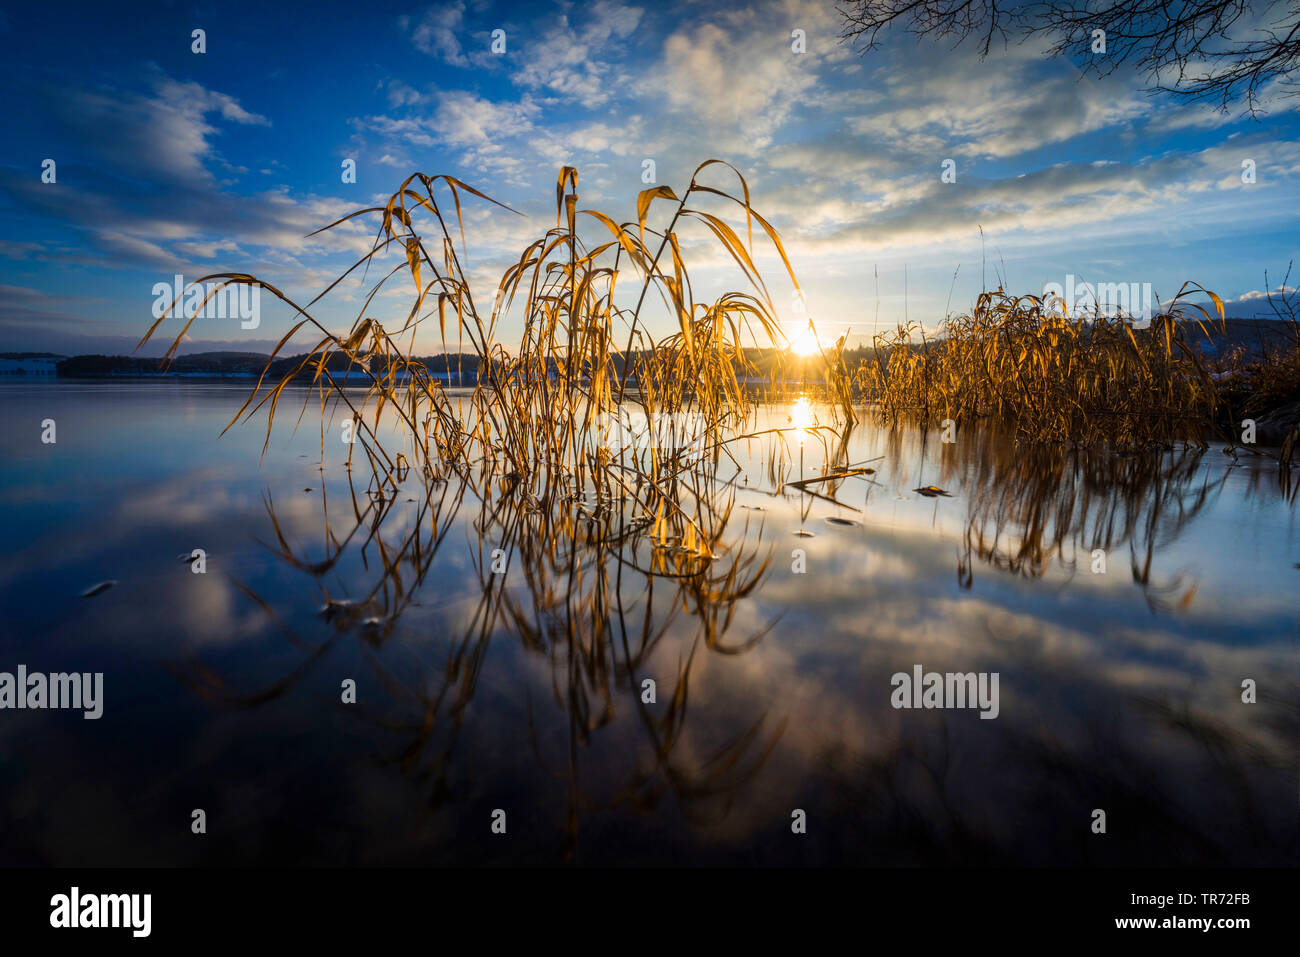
[0,380,1295,865]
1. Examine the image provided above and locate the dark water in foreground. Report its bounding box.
[0,380,1296,866]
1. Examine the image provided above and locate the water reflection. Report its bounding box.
[161,396,1296,865]
[956,440,1219,610]
[0,384,1294,865]
[170,404,796,859]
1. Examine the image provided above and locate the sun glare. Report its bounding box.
[790,328,820,357]
[790,396,814,435]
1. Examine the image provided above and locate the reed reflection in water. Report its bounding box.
[160,393,1297,866]
[0,383,1294,865]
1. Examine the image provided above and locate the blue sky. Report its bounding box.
[1,0,1298,356]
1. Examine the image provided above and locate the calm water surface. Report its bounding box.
[1,380,1296,865]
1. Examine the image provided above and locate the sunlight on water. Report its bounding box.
[790,395,814,441]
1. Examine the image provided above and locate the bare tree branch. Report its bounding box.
[838,1,1300,115]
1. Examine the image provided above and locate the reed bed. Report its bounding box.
[857,287,1227,449]
[1212,273,1300,466]
[139,160,1249,462]
[141,162,820,555]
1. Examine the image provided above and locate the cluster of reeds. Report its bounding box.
[140,162,812,557]
[1212,266,1300,465]
[857,287,1226,449]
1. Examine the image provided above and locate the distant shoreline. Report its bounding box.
[4,315,1295,379]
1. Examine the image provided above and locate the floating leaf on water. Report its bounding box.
[80,580,117,598]
[824,516,859,527]
[913,486,952,497]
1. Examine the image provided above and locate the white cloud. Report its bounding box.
[404,2,469,66]
[48,76,268,187]
[849,43,1149,159]
[1238,285,1296,301]
[512,0,644,108]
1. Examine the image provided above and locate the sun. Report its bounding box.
[790,327,820,357]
